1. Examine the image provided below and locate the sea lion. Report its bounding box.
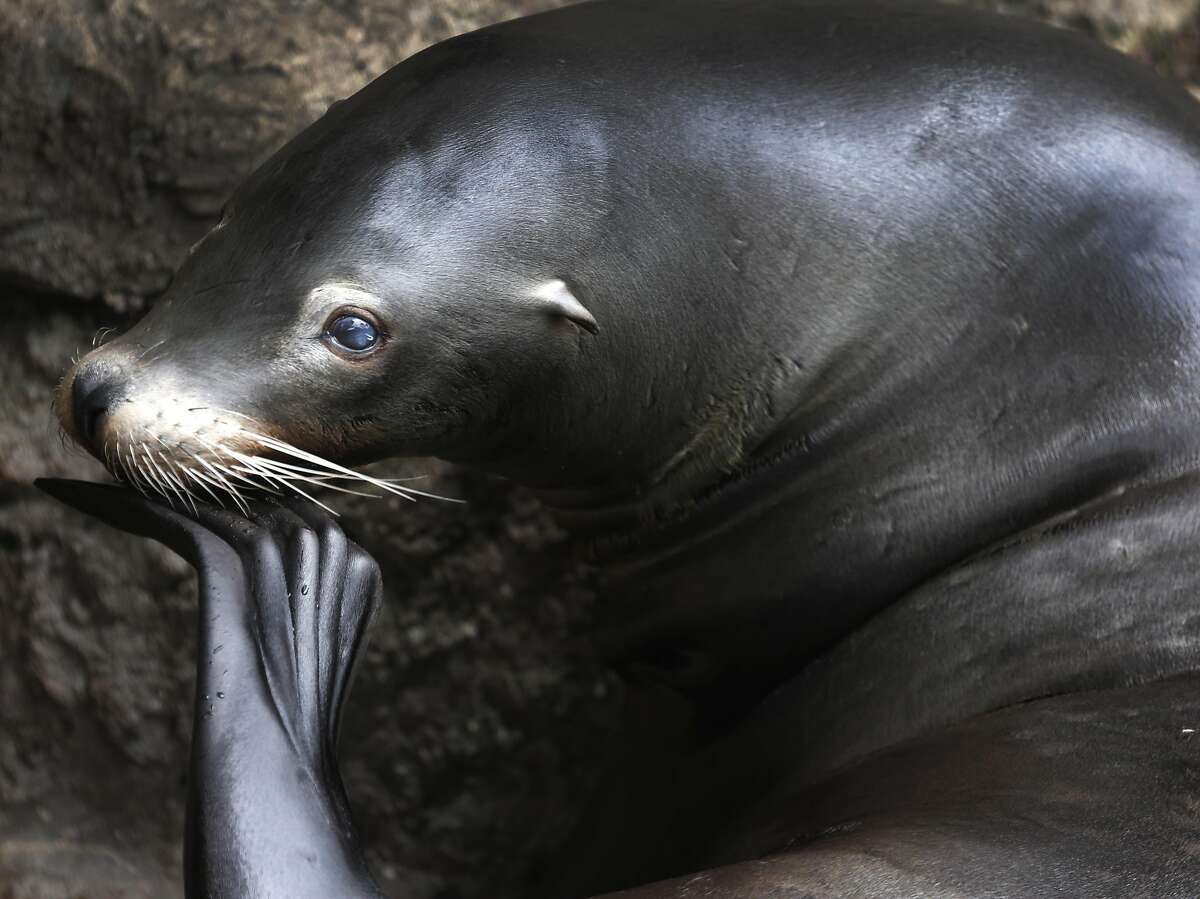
[44,0,1200,896]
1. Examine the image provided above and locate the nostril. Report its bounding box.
[82,402,108,441]
[71,364,126,447]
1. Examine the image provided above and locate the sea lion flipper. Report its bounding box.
[37,478,384,897]
[36,477,223,570]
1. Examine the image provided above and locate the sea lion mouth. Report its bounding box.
[58,389,459,516]
[112,415,452,516]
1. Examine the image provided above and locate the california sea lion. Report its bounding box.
[45,0,1200,896]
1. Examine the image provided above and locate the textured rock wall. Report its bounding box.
[2,1,1199,897]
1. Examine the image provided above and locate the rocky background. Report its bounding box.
[2,1,1198,897]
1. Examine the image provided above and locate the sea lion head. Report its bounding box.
[54,55,611,509]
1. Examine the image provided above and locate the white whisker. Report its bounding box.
[181,466,226,508]
[153,458,185,510]
[120,440,154,496]
[248,432,463,504]
[258,458,429,485]
[233,454,384,498]
[141,443,180,509]
[184,449,251,514]
[238,461,340,515]
[93,404,464,517]
[158,452,200,516]
[193,435,282,496]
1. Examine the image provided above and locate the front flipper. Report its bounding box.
[37,479,384,899]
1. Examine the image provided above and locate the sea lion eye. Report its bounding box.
[325,314,379,353]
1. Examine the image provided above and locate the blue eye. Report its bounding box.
[326,314,379,353]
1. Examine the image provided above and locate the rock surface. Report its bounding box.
[2,0,1198,897]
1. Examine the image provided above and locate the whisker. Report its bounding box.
[158,452,199,516]
[238,455,382,498]
[239,455,388,495]
[185,449,251,515]
[141,443,180,509]
[252,439,412,503]
[84,404,461,518]
[174,462,204,515]
[228,457,339,515]
[181,466,226,509]
[230,463,290,495]
[125,447,160,501]
[249,432,463,504]
[141,445,176,503]
[193,435,282,496]
[248,456,430,485]
[119,440,153,496]
[275,480,339,515]
[212,408,451,493]
[135,339,168,362]
[228,452,295,492]
[156,438,220,509]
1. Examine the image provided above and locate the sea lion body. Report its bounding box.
[53,1,1200,896]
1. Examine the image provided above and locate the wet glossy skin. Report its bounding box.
[37,481,384,898]
[39,0,1200,896]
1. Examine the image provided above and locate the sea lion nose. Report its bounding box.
[71,361,127,448]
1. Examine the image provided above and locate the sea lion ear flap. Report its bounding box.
[533,279,599,335]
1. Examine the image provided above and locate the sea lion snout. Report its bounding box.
[57,347,134,457]
[54,327,263,485]
[70,359,128,449]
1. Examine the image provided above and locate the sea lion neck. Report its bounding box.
[578,410,1200,718]
[547,252,1200,713]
